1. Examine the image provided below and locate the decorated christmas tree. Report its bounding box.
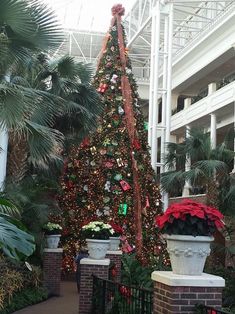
[59,4,165,273]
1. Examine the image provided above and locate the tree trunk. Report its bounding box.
[7,131,28,183]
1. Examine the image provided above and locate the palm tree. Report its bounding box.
[161,128,235,211]
[0,0,63,183]
[7,54,102,181]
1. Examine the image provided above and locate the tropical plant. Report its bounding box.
[161,128,235,212]
[0,197,35,260]
[156,199,224,236]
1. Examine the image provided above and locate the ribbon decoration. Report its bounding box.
[112,4,143,258]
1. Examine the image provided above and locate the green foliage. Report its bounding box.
[0,287,48,314]
[0,255,44,311]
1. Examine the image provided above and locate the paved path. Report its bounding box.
[14,281,79,314]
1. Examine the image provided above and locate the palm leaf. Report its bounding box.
[0,197,20,216]
[0,213,35,260]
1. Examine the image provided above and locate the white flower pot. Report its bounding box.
[45,234,61,249]
[165,234,214,276]
[109,237,121,251]
[86,239,110,259]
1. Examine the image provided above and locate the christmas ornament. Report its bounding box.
[116,158,124,167]
[83,185,88,192]
[120,180,131,191]
[105,161,113,168]
[90,160,96,166]
[90,146,97,155]
[103,196,110,203]
[125,67,132,74]
[96,209,102,217]
[144,121,148,131]
[104,181,111,192]
[103,138,111,146]
[110,46,115,51]
[104,207,110,215]
[114,174,122,181]
[118,106,124,115]
[99,148,107,155]
[111,140,118,146]
[70,174,76,181]
[111,74,118,83]
[116,96,123,101]
[106,55,111,61]
[111,26,117,31]
[133,139,141,150]
[97,83,108,93]
[118,203,128,215]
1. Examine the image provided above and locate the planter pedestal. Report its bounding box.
[151,271,225,314]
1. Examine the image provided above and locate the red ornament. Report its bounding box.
[97,83,108,93]
[133,138,141,150]
[80,137,90,148]
[120,180,131,191]
[104,161,114,168]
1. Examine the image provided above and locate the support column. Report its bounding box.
[210,113,217,149]
[208,82,217,95]
[232,102,235,172]
[163,2,174,210]
[182,125,191,197]
[0,129,8,190]
[152,271,225,314]
[79,258,110,314]
[43,248,63,296]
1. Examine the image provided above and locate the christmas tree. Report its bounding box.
[59,4,164,272]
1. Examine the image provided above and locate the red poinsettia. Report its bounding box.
[109,221,123,236]
[155,199,224,236]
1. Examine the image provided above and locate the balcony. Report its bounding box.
[170,80,235,133]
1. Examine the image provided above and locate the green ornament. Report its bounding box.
[138,164,144,171]
[70,174,76,181]
[116,96,123,101]
[111,140,118,146]
[114,174,122,181]
[118,203,128,215]
[144,121,148,131]
[103,196,110,203]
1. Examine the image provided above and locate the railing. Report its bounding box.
[92,275,153,314]
[195,305,229,314]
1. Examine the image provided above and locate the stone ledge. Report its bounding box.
[43,248,63,253]
[107,250,123,255]
[80,258,110,266]
[151,271,225,287]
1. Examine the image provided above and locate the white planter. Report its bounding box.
[86,239,110,259]
[45,234,61,249]
[165,235,214,276]
[109,237,121,251]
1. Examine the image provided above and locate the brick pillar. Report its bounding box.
[79,258,110,314]
[152,271,225,314]
[106,250,122,281]
[43,248,63,296]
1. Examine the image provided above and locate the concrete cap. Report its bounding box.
[107,250,123,255]
[44,248,63,253]
[80,258,110,266]
[151,271,225,287]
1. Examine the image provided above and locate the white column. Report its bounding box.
[184,98,191,109]
[182,126,191,197]
[232,102,235,172]
[0,129,8,191]
[210,113,217,149]
[149,1,161,172]
[208,82,217,95]
[163,2,174,210]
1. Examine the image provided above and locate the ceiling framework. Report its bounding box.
[125,0,235,81]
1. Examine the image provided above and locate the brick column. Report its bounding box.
[106,250,122,281]
[43,248,63,296]
[79,258,110,314]
[152,271,225,314]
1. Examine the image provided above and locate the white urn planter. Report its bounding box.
[165,234,214,276]
[109,237,121,251]
[86,239,110,259]
[45,234,61,249]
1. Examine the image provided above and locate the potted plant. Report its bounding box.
[109,222,123,251]
[43,222,62,249]
[156,199,224,275]
[82,221,114,259]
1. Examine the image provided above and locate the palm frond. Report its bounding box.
[160,170,185,194]
[0,197,20,217]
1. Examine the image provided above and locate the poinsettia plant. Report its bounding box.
[156,199,224,236]
[81,221,114,240]
[109,222,123,237]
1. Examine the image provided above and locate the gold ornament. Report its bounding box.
[90,146,97,155]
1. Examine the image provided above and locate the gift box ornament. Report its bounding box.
[120,180,131,191]
[118,203,128,215]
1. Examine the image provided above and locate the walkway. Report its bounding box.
[14,281,78,314]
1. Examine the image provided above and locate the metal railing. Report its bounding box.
[91,275,153,314]
[196,305,229,314]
